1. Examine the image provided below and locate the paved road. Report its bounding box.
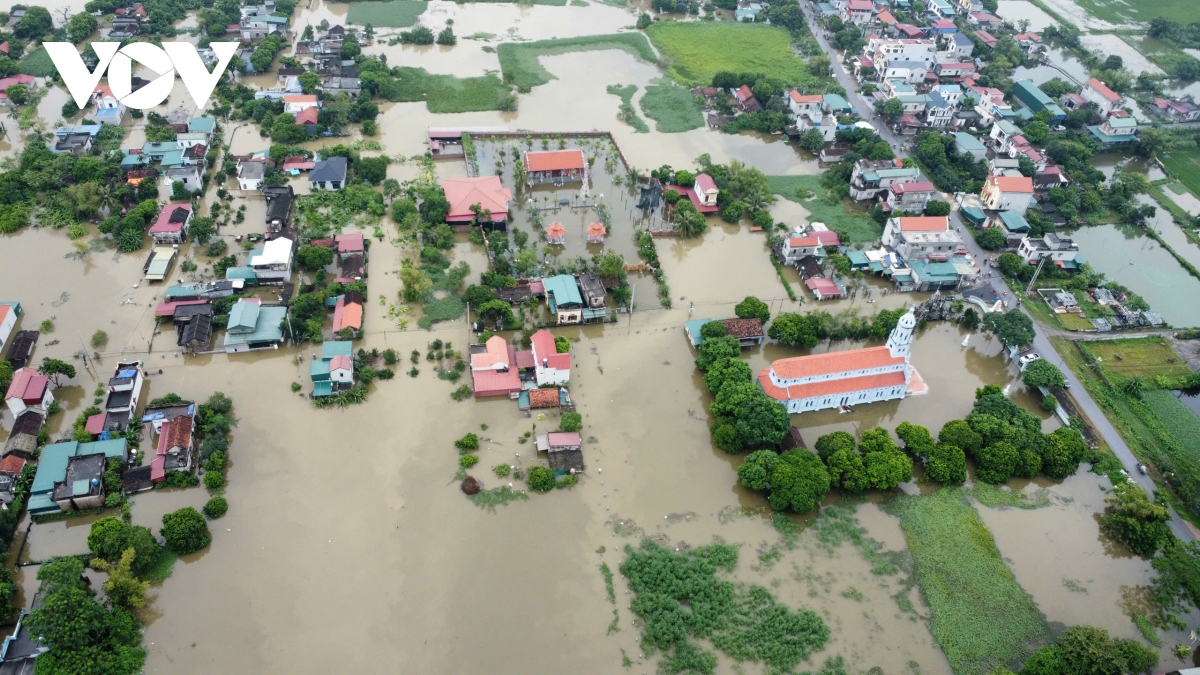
[799,1,1196,540]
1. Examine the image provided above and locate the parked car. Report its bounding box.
[1018,353,1041,367]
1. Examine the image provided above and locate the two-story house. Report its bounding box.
[885,182,938,213]
[1083,77,1123,118]
[849,159,923,201]
[980,174,1035,213]
[1017,233,1081,266]
[883,216,962,261]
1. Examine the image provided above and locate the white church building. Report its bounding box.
[758,309,921,413]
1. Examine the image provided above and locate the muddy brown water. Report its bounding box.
[4,3,1195,670]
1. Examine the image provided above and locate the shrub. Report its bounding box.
[383,348,398,365]
[203,497,228,518]
[460,454,479,469]
[559,412,582,432]
[90,330,108,348]
[160,507,211,555]
[461,476,482,494]
[494,463,511,477]
[203,470,225,489]
[455,433,479,451]
[527,466,556,492]
[451,384,471,401]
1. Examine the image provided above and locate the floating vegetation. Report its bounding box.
[840,586,864,602]
[620,540,830,675]
[810,505,903,576]
[468,486,529,510]
[610,517,645,538]
[971,484,1053,510]
[600,562,616,604]
[717,504,770,524]
[607,608,620,634]
[1132,614,1162,647]
[1062,578,1089,594]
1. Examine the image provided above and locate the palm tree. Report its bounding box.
[96,184,117,219]
[1121,376,1146,400]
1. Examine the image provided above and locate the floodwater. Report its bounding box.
[1013,48,1090,88]
[994,0,1059,32]
[1065,223,1200,326]
[1140,195,1200,271]
[4,2,1194,671]
[1080,35,1164,77]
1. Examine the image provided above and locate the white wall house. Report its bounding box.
[530,329,571,386]
[248,237,294,282]
[5,368,53,416]
[980,174,1034,213]
[758,310,916,413]
[1083,78,1122,117]
[1018,233,1080,264]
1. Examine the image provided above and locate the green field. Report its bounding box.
[1162,147,1200,199]
[1123,35,1196,80]
[645,22,814,88]
[605,84,649,133]
[497,34,657,92]
[766,175,883,244]
[886,489,1049,675]
[18,47,55,77]
[1076,0,1198,24]
[1080,337,1193,382]
[389,67,512,113]
[638,82,704,133]
[346,1,427,27]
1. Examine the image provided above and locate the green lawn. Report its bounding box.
[388,67,512,113]
[1056,311,1095,331]
[1162,147,1200,199]
[18,47,55,77]
[766,175,883,244]
[885,489,1049,675]
[1080,337,1193,382]
[638,82,704,133]
[347,1,428,27]
[645,22,814,88]
[497,34,657,92]
[1076,0,1198,23]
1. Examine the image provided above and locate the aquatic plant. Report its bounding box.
[468,486,529,510]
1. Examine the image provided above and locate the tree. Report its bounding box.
[39,358,76,386]
[92,548,149,610]
[0,360,12,393]
[204,496,229,518]
[436,26,456,45]
[976,226,1006,250]
[983,311,1035,348]
[559,412,582,432]
[1120,376,1146,399]
[1103,55,1123,71]
[825,448,870,492]
[796,128,825,154]
[1135,128,1170,159]
[924,444,967,485]
[815,431,857,461]
[161,507,211,554]
[895,422,935,455]
[67,11,98,43]
[881,97,904,121]
[296,244,334,271]
[476,299,515,328]
[737,450,778,491]
[710,381,790,450]
[747,449,831,513]
[637,12,652,29]
[298,71,320,94]
[975,441,1019,484]
[767,312,821,348]
[355,156,389,184]
[1022,120,1049,144]
[734,296,770,324]
[703,357,752,394]
[1101,483,1171,557]
[1022,625,1158,675]
[863,450,912,490]
[695,335,741,371]
[14,6,52,38]
[673,201,708,237]
[925,200,951,216]
[4,84,28,106]
[858,427,898,455]
[1151,539,1200,616]
[1022,359,1065,390]
[400,261,432,302]
[527,466,556,491]
[700,320,727,341]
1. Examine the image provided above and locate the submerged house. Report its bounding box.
[4,368,52,417]
[523,149,585,185]
[332,290,364,337]
[87,360,145,434]
[530,329,571,386]
[684,318,765,348]
[442,176,512,231]
[28,439,127,514]
[150,411,195,484]
[222,298,289,353]
[310,341,355,397]
[470,335,521,398]
[535,431,584,472]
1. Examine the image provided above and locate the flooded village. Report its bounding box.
[0,0,1199,673]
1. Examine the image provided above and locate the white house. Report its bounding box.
[530,329,571,386]
[0,301,18,352]
[149,204,192,244]
[693,173,718,207]
[1083,77,1122,118]
[1018,233,1080,265]
[248,237,294,282]
[841,0,873,25]
[779,229,841,264]
[883,60,929,84]
[885,182,938,213]
[849,159,923,201]
[758,309,917,413]
[868,38,937,73]
[882,216,962,261]
[981,174,1034,213]
[283,94,319,114]
[328,354,354,384]
[164,165,204,193]
[882,216,948,247]
[787,90,824,118]
[237,160,266,191]
[5,368,53,416]
[925,90,955,127]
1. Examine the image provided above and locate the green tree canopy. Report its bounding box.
[161,507,211,555]
[695,335,741,371]
[1022,359,1065,390]
[767,312,822,348]
[815,430,857,461]
[703,357,753,394]
[1101,482,1172,558]
[924,444,967,485]
[39,358,77,386]
[863,449,912,490]
[983,311,1035,348]
[734,296,770,324]
[296,244,335,271]
[739,449,831,513]
[825,448,870,492]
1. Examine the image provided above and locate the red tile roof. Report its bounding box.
[335,232,364,254]
[283,94,318,103]
[329,354,352,372]
[789,91,823,104]
[85,413,107,435]
[528,388,560,408]
[898,215,948,231]
[788,231,841,248]
[734,85,754,102]
[759,367,906,401]
[471,335,511,370]
[806,277,842,297]
[150,204,191,234]
[157,417,193,455]
[472,347,522,397]
[442,176,512,223]
[295,107,319,124]
[546,222,566,239]
[523,150,585,173]
[0,455,24,476]
[932,18,955,28]
[155,299,208,317]
[546,431,581,447]
[770,345,903,380]
[694,173,717,194]
[515,349,535,369]
[990,175,1034,193]
[1087,77,1120,103]
[723,318,763,339]
[5,368,48,404]
[587,221,606,237]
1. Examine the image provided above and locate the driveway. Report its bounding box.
[798,1,1196,540]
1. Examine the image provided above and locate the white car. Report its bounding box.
[1019,353,1041,366]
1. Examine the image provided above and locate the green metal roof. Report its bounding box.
[862,171,880,183]
[325,294,344,308]
[998,210,1030,232]
[321,340,354,360]
[228,300,261,332]
[542,275,582,308]
[189,117,215,133]
[909,259,959,283]
[847,251,870,266]
[961,206,986,224]
[310,359,330,381]
[222,306,287,347]
[953,132,985,151]
[878,168,919,178]
[147,255,172,277]
[225,267,258,281]
[313,381,333,397]
[32,439,127,494]
[1087,125,1136,143]
[822,93,851,111]
[159,149,185,168]
[685,318,717,347]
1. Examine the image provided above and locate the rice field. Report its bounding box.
[1162,147,1200,199]
[1075,0,1199,24]
[885,489,1049,675]
[388,67,513,113]
[18,47,55,77]
[1080,337,1193,382]
[645,22,814,88]
[346,1,428,28]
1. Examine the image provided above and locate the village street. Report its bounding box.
[798,1,1197,540]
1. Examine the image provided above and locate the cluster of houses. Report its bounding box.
[309,340,355,397]
[1037,286,1163,332]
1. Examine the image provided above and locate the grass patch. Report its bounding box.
[468,485,529,510]
[1162,147,1200,199]
[1056,311,1095,331]
[638,81,704,133]
[498,33,657,92]
[606,84,650,133]
[1081,337,1192,382]
[1144,389,1200,459]
[1074,0,1197,24]
[386,67,512,113]
[1133,613,1162,647]
[418,294,466,329]
[142,548,178,583]
[971,484,1052,510]
[645,22,813,88]
[884,489,1049,675]
[19,47,56,77]
[1165,181,1185,195]
[766,174,883,244]
[620,539,830,674]
[810,504,905,576]
[347,1,427,27]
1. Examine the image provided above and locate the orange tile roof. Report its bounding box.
[524,150,585,173]
[283,94,318,103]
[156,417,193,455]
[898,216,949,231]
[1087,77,1120,103]
[789,91,822,104]
[0,455,25,475]
[759,367,907,401]
[587,221,606,236]
[546,222,566,238]
[442,176,512,222]
[527,388,560,408]
[769,346,904,380]
[990,175,1034,193]
[471,335,510,369]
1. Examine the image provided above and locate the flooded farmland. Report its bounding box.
[4,0,1199,672]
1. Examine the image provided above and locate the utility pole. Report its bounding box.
[76,333,94,377]
[1025,255,1048,295]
